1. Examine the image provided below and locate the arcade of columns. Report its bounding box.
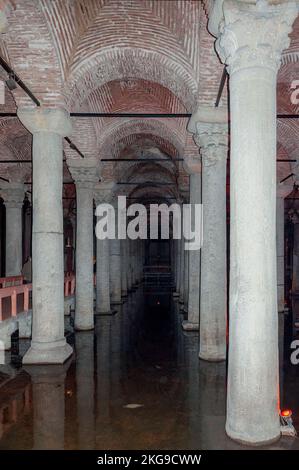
[0,0,298,447]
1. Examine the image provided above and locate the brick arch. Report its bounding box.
[63,48,198,112]
[2,0,65,108]
[98,119,185,160]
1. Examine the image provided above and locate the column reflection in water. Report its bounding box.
[95,316,112,433]
[24,361,71,449]
[197,360,227,449]
[75,332,95,449]
[182,331,200,448]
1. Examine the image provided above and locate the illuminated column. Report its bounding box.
[212,0,298,445]
[69,159,99,330]
[1,182,25,276]
[189,107,228,360]
[94,184,115,315]
[182,159,201,330]
[18,107,73,364]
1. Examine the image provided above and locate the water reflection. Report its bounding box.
[0,288,298,450]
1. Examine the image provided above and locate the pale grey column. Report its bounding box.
[213,0,298,445]
[182,162,201,331]
[1,182,25,276]
[110,200,122,304]
[69,160,99,330]
[94,183,115,314]
[18,107,73,364]
[189,109,228,360]
[96,237,111,314]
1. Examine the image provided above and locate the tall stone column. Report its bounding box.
[18,107,73,364]
[110,199,122,304]
[189,107,228,360]
[213,0,298,445]
[94,183,114,315]
[69,159,99,330]
[1,182,25,276]
[182,159,201,330]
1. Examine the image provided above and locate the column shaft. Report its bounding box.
[75,185,94,330]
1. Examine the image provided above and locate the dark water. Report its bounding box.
[0,288,299,450]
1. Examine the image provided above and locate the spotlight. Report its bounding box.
[6,73,17,91]
[280,409,297,437]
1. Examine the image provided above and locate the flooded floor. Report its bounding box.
[0,287,299,450]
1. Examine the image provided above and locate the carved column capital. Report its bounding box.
[94,182,116,205]
[215,0,298,75]
[188,107,228,167]
[0,181,25,208]
[68,157,100,190]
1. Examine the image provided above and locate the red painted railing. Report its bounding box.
[0,276,24,288]
[0,274,76,321]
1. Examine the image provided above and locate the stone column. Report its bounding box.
[69,159,99,330]
[110,199,122,304]
[213,0,298,445]
[18,107,73,364]
[189,108,228,360]
[94,184,114,315]
[1,182,25,276]
[182,159,202,330]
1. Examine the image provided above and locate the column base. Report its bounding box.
[96,310,117,316]
[111,300,123,305]
[225,423,281,447]
[75,323,94,331]
[199,350,226,362]
[22,341,73,365]
[182,320,199,331]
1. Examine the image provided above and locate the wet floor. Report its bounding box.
[0,287,299,450]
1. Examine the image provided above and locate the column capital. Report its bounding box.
[94,181,116,205]
[188,107,228,167]
[0,181,25,208]
[68,157,100,189]
[215,0,298,75]
[17,107,72,137]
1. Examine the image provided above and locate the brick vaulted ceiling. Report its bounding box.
[0,0,298,206]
